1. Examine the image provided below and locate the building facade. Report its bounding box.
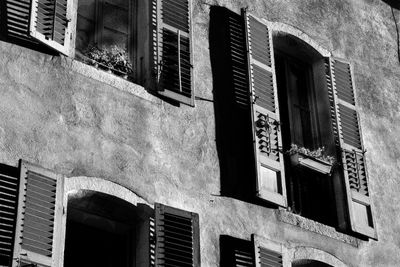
[0,0,399,266]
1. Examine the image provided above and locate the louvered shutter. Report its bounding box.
[220,235,254,267]
[0,165,19,267]
[29,0,73,55]
[12,161,65,267]
[3,0,39,43]
[243,11,287,207]
[155,0,194,106]
[326,57,377,239]
[252,235,288,267]
[154,203,200,267]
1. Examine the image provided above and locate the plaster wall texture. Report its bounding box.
[0,0,399,266]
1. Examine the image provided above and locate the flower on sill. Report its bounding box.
[288,144,335,165]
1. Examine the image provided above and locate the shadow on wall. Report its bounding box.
[209,6,256,202]
[382,0,400,9]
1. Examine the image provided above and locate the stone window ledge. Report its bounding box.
[275,210,359,247]
[61,57,161,104]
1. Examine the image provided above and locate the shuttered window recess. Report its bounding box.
[29,0,73,55]
[0,166,19,267]
[326,57,377,239]
[243,10,287,207]
[252,234,288,267]
[154,203,200,267]
[155,0,195,106]
[12,161,66,267]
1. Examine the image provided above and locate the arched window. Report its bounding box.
[64,190,144,267]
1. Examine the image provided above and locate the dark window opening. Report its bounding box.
[274,34,337,226]
[64,190,139,267]
[292,259,334,267]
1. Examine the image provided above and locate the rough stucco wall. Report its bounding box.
[0,0,400,266]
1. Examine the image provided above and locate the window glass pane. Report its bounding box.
[102,0,129,49]
[260,166,281,194]
[76,0,96,53]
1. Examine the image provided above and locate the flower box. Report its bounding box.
[290,152,333,175]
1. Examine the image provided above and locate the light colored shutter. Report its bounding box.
[155,0,195,106]
[12,161,65,267]
[243,11,287,207]
[29,0,73,55]
[252,234,289,267]
[326,57,377,239]
[154,203,200,267]
[0,165,19,266]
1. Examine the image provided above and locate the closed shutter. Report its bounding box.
[12,161,66,267]
[155,0,194,106]
[252,235,288,267]
[326,57,377,239]
[154,203,200,267]
[0,165,19,267]
[243,10,287,207]
[29,0,73,55]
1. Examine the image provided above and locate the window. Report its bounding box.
[221,8,377,239]
[0,160,200,267]
[75,0,136,79]
[1,0,195,106]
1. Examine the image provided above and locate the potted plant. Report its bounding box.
[288,144,335,175]
[83,45,133,79]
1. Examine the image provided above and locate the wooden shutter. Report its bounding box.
[220,235,254,267]
[326,57,377,239]
[0,165,19,267]
[12,161,65,267]
[29,0,73,55]
[243,10,287,207]
[155,0,195,106]
[252,234,288,267]
[154,203,200,267]
[3,0,38,42]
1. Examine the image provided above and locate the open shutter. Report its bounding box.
[29,0,73,55]
[12,161,65,267]
[154,203,200,267]
[155,0,195,106]
[326,58,377,239]
[3,0,38,42]
[243,10,287,207]
[0,165,19,267]
[252,234,288,267]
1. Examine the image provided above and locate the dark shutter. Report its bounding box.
[3,0,37,42]
[243,10,287,207]
[0,164,19,267]
[29,0,72,55]
[154,203,200,267]
[326,57,377,239]
[220,235,254,267]
[155,0,194,106]
[12,161,65,267]
[252,235,287,267]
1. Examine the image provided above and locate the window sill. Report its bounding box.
[60,57,161,104]
[275,210,359,247]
